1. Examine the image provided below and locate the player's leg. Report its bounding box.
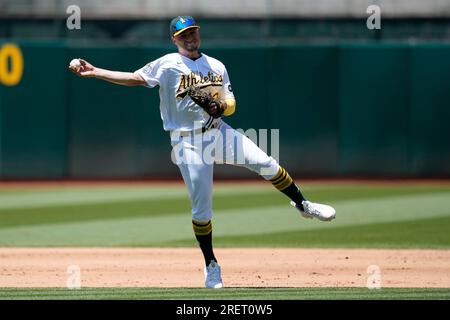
[175,144,216,265]
[216,121,306,205]
[217,122,335,221]
[172,136,223,288]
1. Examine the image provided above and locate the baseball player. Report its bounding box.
[69,16,336,289]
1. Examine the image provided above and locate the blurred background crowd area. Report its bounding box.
[1,0,450,44]
[0,1,449,180]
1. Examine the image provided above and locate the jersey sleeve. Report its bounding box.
[222,67,235,100]
[135,58,164,88]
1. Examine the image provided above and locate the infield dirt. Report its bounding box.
[0,248,449,288]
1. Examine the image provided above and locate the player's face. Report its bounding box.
[173,28,201,53]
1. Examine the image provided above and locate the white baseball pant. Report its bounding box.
[171,120,280,222]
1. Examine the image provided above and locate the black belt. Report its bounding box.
[176,122,219,137]
[202,122,218,133]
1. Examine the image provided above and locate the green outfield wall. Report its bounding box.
[0,42,449,178]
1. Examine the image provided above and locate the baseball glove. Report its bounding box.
[187,86,225,118]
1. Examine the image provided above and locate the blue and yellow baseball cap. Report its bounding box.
[170,16,200,37]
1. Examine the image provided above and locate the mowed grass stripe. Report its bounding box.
[0,192,449,246]
[0,192,285,229]
[1,184,449,230]
[0,187,188,209]
[0,185,274,210]
[0,198,191,229]
[197,216,450,248]
[212,192,450,234]
[0,184,447,209]
[0,287,448,300]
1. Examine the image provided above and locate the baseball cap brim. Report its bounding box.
[173,25,200,37]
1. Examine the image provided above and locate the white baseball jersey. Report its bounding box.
[136,53,234,131]
[137,51,279,222]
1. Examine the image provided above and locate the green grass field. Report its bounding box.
[0,182,449,299]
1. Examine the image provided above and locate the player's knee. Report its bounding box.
[258,157,279,180]
[192,204,213,222]
[192,211,212,222]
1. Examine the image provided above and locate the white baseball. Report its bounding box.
[69,58,81,68]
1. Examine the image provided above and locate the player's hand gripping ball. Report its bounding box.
[69,58,82,70]
[68,58,96,77]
